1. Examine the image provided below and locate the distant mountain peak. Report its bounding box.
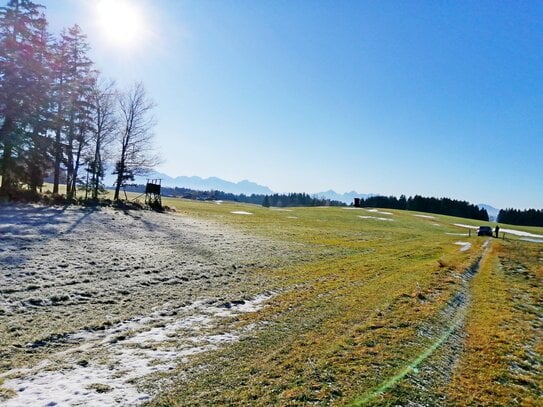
[313,190,375,204]
[104,170,379,201]
[105,171,273,195]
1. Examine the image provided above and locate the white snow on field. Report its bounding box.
[446,232,469,236]
[432,223,441,227]
[287,216,298,219]
[342,207,363,210]
[413,214,436,219]
[366,209,393,215]
[453,223,478,230]
[231,211,253,215]
[1,294,274,407]
[358,216,393,221]
[214,200,224,204]
[455,241,472,252]
[521,238,543,243]
[500,228,543,238]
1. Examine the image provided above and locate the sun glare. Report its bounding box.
[96,0,145,48]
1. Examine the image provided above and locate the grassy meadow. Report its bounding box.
[1,190,541,405]
[146,197,542,405]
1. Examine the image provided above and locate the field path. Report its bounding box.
[355,240,492,405]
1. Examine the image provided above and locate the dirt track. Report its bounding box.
[0,204,295,405]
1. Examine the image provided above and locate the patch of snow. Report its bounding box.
[2,368,151,407]
[413,214,436,219]
[214,200,223,204]
[358,216,393,221]
[342,207,363,210]
[500,228,543,238]
[366,209,393,215]
[446,232,468,236]
[455,242,472,252]
[520,238,543,243]
[204,333,239,344]
[432,223,441,227]
[453,223,478,230]
[230,211,253,215]
[1,293,275,407]
[286,216,298,219]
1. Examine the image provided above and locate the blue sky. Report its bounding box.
[41,1,542,208]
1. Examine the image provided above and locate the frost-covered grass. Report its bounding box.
[1,294,275,406]
[0,203,299,404]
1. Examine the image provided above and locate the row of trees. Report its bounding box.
[498,208,543,227]
[355,194,489,221]
[123,184,266,205]
[123,185,346,208]
[262,193,345,208]
[0,0,157,202]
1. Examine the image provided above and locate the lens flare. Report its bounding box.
[96,0,145,48]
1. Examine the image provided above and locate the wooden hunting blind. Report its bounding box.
[145,179,162,207]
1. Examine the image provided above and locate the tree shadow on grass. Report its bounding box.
[0,203,101,268]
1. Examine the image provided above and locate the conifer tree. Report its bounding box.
[0,0,48,192]
[60,25,95,199]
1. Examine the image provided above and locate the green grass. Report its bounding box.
[143,198,543,405]
[3,189,541,405]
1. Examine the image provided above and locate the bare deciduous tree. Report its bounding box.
[87,76,117,199]
[113,82,158,201]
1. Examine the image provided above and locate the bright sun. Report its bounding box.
[96,0,145,48]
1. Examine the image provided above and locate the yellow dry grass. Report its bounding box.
[447,240,543,405]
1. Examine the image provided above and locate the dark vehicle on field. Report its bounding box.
[477,226,493,236]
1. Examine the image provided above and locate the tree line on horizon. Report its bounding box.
[123,184,264,205]
[123,184,346,207]
[355,194,489,221]
[262,193,345,208]
[497,208,543,227]
[0,0,158,202]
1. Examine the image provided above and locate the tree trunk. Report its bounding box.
[113,159,124,201]
[53,127,61,194]
[0,118,15,193]
[92,138,101,199]
[69,139,84,199]
[0,142,14,193]
[114,138,128,201]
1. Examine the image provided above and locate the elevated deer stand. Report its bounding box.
[145,179,162,209]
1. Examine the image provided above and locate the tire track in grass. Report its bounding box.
[351,241,491,406]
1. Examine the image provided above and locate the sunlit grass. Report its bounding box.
[149,199,535,405]
[447,240,543,405]
[3,187,541,404]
